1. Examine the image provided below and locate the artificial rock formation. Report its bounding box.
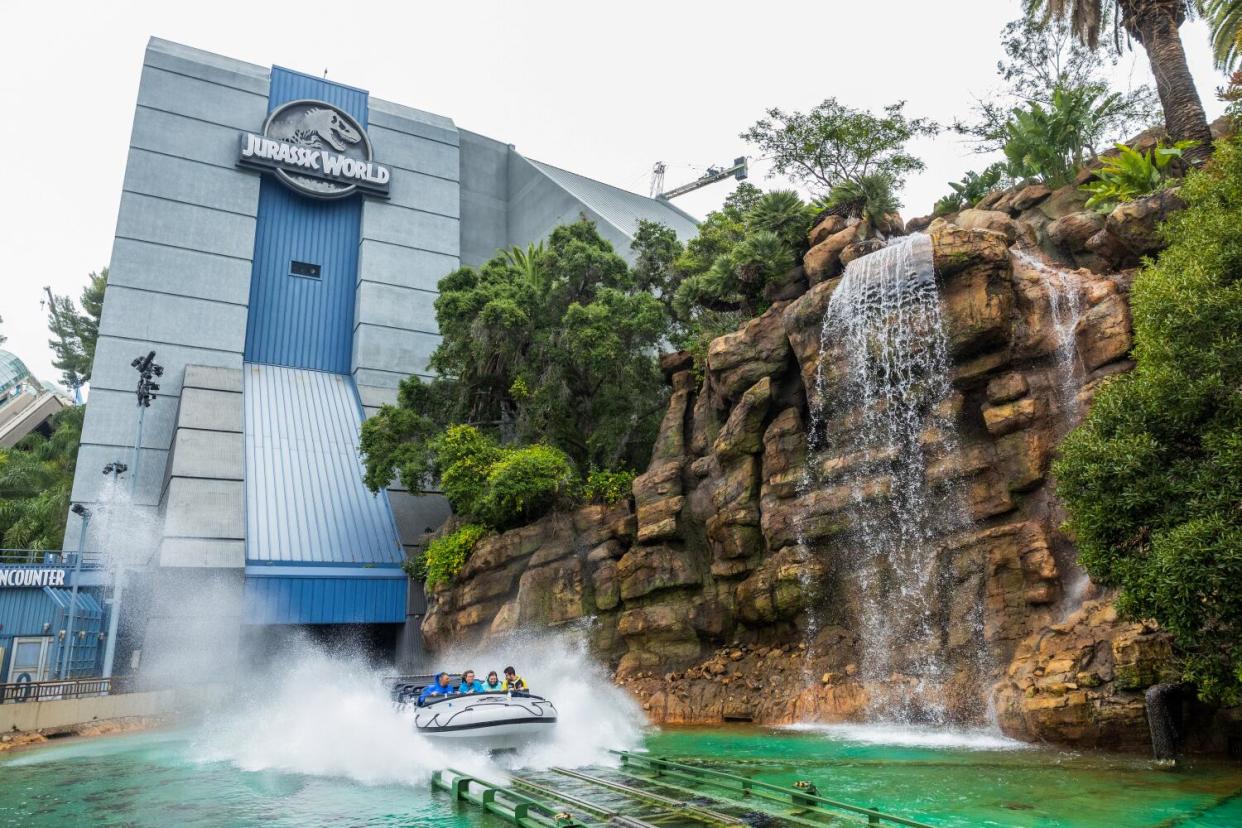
[421,193,1200,751]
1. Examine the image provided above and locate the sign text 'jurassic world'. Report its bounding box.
[238,99,390,200]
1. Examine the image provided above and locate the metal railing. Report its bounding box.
[0,549,105,568]
[0,676,124,704]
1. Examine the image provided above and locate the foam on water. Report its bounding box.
[781,721,1031,751]
[192,628,643,787]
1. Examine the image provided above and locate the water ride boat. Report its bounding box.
[389,675,558,749]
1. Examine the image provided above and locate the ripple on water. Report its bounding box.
[778,722,1032,751]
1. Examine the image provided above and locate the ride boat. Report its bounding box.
[389,675,558,749]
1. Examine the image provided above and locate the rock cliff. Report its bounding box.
[421,183,1188,750]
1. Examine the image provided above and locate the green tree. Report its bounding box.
[0,406,84,553]
[1024,0,1213,161]
[955,15,1159,155]
[1002,84,1147,185]
[46,269,106,391]
[1053,132,1242,704]
[362,219,667,484]
[741,99,938,198]
[1205,0,1242,68]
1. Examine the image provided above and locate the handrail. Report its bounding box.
[612,751,935,828]
[0,676,122,704]
[0,550,106,568]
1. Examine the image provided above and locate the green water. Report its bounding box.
[1,725,1239,827]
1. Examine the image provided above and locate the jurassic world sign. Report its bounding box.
[237,99,390,200]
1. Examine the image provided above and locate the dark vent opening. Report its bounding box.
[290,260,321,279]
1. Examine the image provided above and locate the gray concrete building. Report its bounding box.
[65,37,696,675]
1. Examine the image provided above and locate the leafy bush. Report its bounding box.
[1053,133,1242,704]
[820,173,899,227]
[1080,140,1197,211]
[0,406,84,552]
[416,524,488,588]
[583,469,637,505]
[933,164,1009,215]
[671,186,812,326]
[746,190,816,248]
[478,444,578,529]
[433,424,503,520]
[1001,85,1128,186]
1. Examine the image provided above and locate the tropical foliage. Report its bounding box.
[1023,0,1213,160]
[1053,133,1242,704]
[46,269,106,392]
[933,163,1010,216]
[582,469,637,505]
[955,15,1158,157]
[1080,139,1197,209]
[0,406,84,553]
[1205,0,1242,69]
[1001,84,1149,186]
[411,523,488,587]
[741,99,938,197]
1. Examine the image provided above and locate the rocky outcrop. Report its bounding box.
[420,202,1197,751]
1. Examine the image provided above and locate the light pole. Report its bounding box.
[100,461,128,681]
[58,504,91,679]
[129,352,162,496]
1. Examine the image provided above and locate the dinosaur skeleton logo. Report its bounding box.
[237,99,390,199]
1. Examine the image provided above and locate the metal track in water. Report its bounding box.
[431,754,933,827]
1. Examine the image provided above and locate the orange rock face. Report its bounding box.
[419,216,1186,749]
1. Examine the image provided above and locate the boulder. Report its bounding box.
[905,214,934,234]
[713,377,772,460]
[1003,183,1052,213]
[706,305,791,402]
[808,214,847,247]
[658,350,693,381]
[616,543,701,600]
[803,223,858,284]
[1047,211,1106,253]
[1105,189,1186,255]
[839,238,885,267]
[955,208,1018,243]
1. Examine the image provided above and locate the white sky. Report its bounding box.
[0,0,1227,388]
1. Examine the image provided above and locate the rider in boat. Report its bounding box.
[482,671,504,692]
[502,666,528,692]
[457,669,485,694]
[418,672,454,705]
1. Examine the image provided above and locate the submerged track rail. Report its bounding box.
[430,753,934,827]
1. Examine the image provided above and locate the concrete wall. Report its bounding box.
[67,38,267,546]
[507,154,628,257]
[0,685,227,734]
[459,129,512,267]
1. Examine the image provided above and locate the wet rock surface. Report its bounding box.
[420,203,1215,750]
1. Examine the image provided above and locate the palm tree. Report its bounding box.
[1025,1,1214,161]
[1203,0,1242,69]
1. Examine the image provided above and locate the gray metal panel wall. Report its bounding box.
[243,364,402,565]
[69,38,267,527]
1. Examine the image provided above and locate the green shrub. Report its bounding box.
[934,164,1008,215]
[1080,140,1197,211]
[583,469,637,505]
[1053,133,1242,704]
[419,524,488,588]
[433,425,503,519]
[478,444,578,529]
[746,190,816,249]
[820,173,899,227]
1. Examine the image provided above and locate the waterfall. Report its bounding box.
[804,234,974,725]
[1011,249,1084,416]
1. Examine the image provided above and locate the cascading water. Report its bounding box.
[803,234,975,725]
[1011,249,1084,415]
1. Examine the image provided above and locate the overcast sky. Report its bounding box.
[0,1,1227,388]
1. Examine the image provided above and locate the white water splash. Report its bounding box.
[804,234,977,724]
[193,629,644,787]
[781,721,1031,751]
